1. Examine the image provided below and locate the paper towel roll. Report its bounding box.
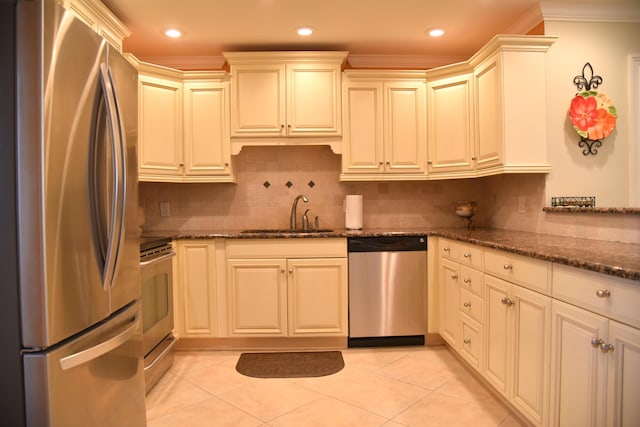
[345,195,363,230]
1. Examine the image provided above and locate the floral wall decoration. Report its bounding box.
[568,63,617,155]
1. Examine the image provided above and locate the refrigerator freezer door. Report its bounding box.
[23,302,146,427]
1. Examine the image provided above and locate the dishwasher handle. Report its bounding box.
[347,236,427,252]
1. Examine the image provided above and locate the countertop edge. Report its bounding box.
[143,228,640,282]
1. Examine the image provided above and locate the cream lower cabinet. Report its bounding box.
[175,240,218,337]
[225,239,348,337]
[484,274,551,426]
[341,70,427,181]
[550,265,640,427]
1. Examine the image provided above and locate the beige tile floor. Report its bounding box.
[146,345,526,426]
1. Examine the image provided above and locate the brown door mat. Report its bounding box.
[236,351,344,378]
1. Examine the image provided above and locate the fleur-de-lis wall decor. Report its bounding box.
[568,63,617,155]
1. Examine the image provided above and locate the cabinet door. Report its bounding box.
[287,63,342,136]
[426,74,475,175]
[474,53,503,170]
[230,64,286,137]
[183,80,232,177]
[550,299,608,427]
[226,259,287,336]
[511,285,551,426]
[440,259,460,346]
[177,242,217,336]
[606,321,640,427]
[484,274,511,396]
[341,82,384,174]
[287,258,348,336]
[138,74,183,178]
[384,82,427,174]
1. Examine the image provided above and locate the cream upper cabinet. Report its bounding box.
[341,70,427,181]
[424,35,556,179]
[224,51,347,153]
[426,66,475,177]
[138,67,184,179]
[182,75,233,180]
[136,60,235,183]
[550,264,640,427]
[469,36,555,175]
[225,239,348,337]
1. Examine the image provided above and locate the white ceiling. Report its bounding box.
[100,0,640,69]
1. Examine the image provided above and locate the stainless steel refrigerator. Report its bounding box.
[16,0,146,425]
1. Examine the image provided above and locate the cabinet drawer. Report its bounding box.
[460,288,483,323]
[460,265,484,296]
[484,249,551,295]
[553,264,640,329]
[441,239,483,270]
[226,238,346,258]
[460,313,482,369]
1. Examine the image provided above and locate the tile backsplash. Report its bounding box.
[139,145,639,243]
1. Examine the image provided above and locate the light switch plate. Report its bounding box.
[159,201,171,217]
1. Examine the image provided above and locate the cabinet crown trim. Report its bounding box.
[223,51,349,65]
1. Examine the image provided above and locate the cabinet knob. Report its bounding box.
[427,161,433,165]
[463,253,471,258]
[503,264,513,270]
[179,162,184,167]
[596,289,611,298]
[471,156,477,161]
[591,338,604,348]
[463,339,471,344]
[463,278,471,283]
[288,268,293,273]
[443,247,450,252]
[600,343,614,353]
[281,268,286,273]
[501,297,514,307]
[451,274,458,280]
[463,302,471,308]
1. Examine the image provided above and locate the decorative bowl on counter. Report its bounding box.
[455,201,477,229]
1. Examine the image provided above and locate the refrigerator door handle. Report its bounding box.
[59,311,140,371]
[95,62,126,291]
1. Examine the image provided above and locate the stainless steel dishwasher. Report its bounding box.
[348,236,427,347]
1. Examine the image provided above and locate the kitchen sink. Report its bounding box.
[240,229,334,234]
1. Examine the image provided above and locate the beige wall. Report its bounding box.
[139,145,640,243]
[544,20,640,207]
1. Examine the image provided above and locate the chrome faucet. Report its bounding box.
[290,195,309,229]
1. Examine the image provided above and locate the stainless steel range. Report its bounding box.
[140,236,176,393]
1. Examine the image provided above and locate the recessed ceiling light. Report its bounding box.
[165,28,182,38]
[296,27,313,37]
[427,28,445,37]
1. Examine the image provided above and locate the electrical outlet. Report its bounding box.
[159,201,171,217]
[518,196,525,213]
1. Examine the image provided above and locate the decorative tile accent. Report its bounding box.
[286,181,293,188]
[263,181,271,188]
[551,196,596,207]
[308,181,315,188]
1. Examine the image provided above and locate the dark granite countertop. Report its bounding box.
[142,227,640,282]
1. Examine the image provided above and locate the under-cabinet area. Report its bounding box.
[432,236,640,427]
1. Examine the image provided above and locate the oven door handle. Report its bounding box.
[139,251,176,267]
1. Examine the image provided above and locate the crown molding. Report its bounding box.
[503,3,544,34]
[346,54,467,70]
[137,55,227,70]
[540,1,640,23]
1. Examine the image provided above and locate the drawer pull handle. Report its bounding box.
[591,338,604,348]
[501,297,514,307]
[444,247,451,252]
[503,264,513,270]
[463,302,471,308]
[596,289,611,298]
[463,278,471,283]
[451,274,458,280]
[600,343,614,353]
[463,339,471,344]
[463,253,471,258]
